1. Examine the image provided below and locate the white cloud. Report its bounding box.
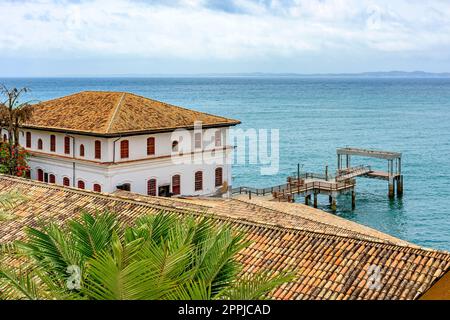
[1,0,450,60]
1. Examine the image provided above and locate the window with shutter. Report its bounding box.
[147,137,155,155]
[79,144,85,157]
[37,169,44,182]
[147,179,157,196]
[49,174,56,184]
[215,167,223,187]
[194,171,203,191]
[172,175,180,195]
[120,140,129,159]
[64,137,71,154]
[93,184,102,192]
[50,135,56,152]
[63,177,70,186]
[37,139,43,150]
[77,180,85,189]
[26,132,31,148]
[95,140,101,159]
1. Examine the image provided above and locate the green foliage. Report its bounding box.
[0,211,293,300]
[0,85,34,176]
[0,141,30,177]
[0,191,27,221]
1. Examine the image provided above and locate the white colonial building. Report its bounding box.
[2,91,240,197]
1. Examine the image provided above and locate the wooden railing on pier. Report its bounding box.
[336,165,372,182]
[232,147,403,208]
[232,177,356,202]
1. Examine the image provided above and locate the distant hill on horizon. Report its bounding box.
[194,71,450,78]
[3,71,450,78]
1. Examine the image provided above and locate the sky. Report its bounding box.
[1,0,450,76]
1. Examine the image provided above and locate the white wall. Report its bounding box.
[10,127,228,165]
[10,129,110,162]
[11,125,234,197]
[29,148,232,196]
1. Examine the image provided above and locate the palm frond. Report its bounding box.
[19,223,81,277]
[0,211,292,301]
[167,280,212,300]
[0,266,43,300]
[220,271,295,300]
[69,211,119,259]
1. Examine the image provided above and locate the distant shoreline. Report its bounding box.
[2,71,450,79]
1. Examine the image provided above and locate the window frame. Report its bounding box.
[63,177,70,186]
[147,137,155,156]
[95,140,101,159]
[215,167,223,187]
[50,135,56,152]
[172,175,181,195]
[120,140,129,159]
[37,169,44,182]
[64,137,71,154]
[26,132,31,148]
[147,178,157,196]
[194,171,203,191]
[77,180,85,190]
[93,184,102,192]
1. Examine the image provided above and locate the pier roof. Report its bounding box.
[23,91,240,136]
[0,175,449,300]
[337,147,402,160]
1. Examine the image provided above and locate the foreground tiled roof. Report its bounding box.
[23,91,240,136]
[116,191,412,246]
[0,175,449,300]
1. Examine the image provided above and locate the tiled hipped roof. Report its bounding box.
[0,175,449,300]
[23,91,240,136]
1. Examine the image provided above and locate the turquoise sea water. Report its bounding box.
[1,77,450,251]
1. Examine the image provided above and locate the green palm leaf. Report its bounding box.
[0,211,292,300]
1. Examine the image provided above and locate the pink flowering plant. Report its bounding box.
[0,141,30,177]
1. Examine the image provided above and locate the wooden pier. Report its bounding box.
[336,147,403,198]
[232,147,403,212]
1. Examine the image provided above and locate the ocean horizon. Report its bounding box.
[1,76,450,251]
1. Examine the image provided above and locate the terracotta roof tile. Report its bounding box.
[23,91,240,136]
[0,175,450,300]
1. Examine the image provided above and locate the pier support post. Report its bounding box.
[313,192,318,208]
[397,175,403,197]
[330,192,337,212]
[351,189,356,210]
[305,194,311,206]
[329,195,332,204]
[388,179,395,199]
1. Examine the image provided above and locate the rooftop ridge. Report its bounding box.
[109,190,398,245]
[0,174,449,257]
[1,174,450,300]
[106,92,126,133]
[229,197,414,247]
[24,91,240,136]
